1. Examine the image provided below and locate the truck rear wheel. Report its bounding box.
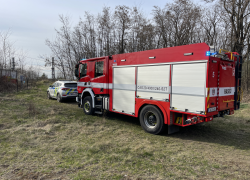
[83,96,94,115]
[139,105,165,135]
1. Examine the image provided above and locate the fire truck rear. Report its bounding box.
[75,43,242,134]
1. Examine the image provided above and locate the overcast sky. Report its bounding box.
[0,0,204,78]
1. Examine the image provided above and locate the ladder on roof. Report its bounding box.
[234,55,243,110]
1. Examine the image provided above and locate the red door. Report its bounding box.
[90,58,109,95]
[77,62,91,92]
[218,61,235,111]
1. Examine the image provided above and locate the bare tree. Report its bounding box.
[114,5,131,54]
[220,0,250,56]
[97,7,114,56]
[44,2,249,88]
[153,6,172,48]
[0,30,16,69]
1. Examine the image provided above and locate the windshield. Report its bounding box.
[64,83,77,88]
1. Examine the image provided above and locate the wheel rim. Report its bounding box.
[144,111,157,129]
[57,94,60,101]
[84,101,91,113]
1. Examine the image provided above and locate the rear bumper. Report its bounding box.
[62,96,77,99]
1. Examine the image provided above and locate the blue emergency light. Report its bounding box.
[206,51,218,56]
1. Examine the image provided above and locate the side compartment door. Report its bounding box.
[218,61,235,111]
[171,63,207,114]
[137,65,170,100]
[113,67,135,114]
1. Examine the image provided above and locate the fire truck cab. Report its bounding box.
[75,43,242,134]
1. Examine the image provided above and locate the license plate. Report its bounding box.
[208,107,216,112]
[71,92,77,95]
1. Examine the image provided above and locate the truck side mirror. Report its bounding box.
[75,64,79,78]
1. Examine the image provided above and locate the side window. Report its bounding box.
[52,83,56,87]
[80,63,87,77]
[95,61,104,77]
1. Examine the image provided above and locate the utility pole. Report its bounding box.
[247,37,249,92]
[52,57,55,79]
[12,57,15,70]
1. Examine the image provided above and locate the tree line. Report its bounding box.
[45,0,250,91]
[0,30,41,82]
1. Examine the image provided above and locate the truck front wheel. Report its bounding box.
[82,96,94,115]
[139,105,165,135]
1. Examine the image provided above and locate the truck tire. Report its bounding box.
[139,105,165,135]
[57,93,63,102]
[83,96,94,115]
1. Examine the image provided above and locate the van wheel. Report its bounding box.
[83,96,94,115]
[139,105,165,135]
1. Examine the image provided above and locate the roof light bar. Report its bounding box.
[206,51,218,56]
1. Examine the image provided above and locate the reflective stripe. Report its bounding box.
[54,87,59,96]
[219,87,235,96]
[137,85,170,93]
[207,88,210,109]
[208,87,234,97]
[65,89,70,95]
[65,89,77,95]
[92,83,103,88]
[114,84,136,91]
[77,82,235,98]
[67,89,72,95]
[209,88,218,97]
[77,82,112,89]
[172,86,204,96]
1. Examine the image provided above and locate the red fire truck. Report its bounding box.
[75,43,242,134]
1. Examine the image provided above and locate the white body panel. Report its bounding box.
[113,67,135,86]
[137,91,169,101]
[113,67,135,114]
[172,94,205,113]
[171,63,207,113]
[137,65,170,100]
[113,90,135,114]
[111,61,207,114]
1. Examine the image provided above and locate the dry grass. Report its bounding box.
[0,81,250,179]
[242,92,250,103]
[0,78,16,92]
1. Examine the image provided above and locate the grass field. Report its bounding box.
[0,80,250,180]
